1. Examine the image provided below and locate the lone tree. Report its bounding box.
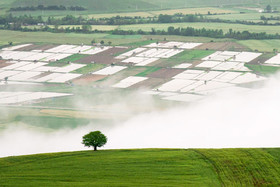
[82,131,107,151]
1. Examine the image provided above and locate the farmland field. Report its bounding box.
[118,22,280,34]
[238,39,280,52]
[1,148,280,186]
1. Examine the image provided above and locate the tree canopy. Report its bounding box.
[82,131,107,151]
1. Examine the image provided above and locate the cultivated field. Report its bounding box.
[0,40,272,104]
[0,148,280,186]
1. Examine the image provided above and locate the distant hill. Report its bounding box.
[7,0,280,13]
[1,148,280,186]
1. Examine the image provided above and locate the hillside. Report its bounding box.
[1,148,280,186]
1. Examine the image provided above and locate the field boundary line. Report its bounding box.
[191,149,225,187]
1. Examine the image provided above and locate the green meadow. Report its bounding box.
[1,148,280,186]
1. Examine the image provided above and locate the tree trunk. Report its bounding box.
[94,146,97,151]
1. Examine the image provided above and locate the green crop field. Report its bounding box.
[0,148,280,186]
[118,22,280,35]
[238,39,280,52]
[246,64,280,75]
[71,63,106,74]
[168,50,215,62]
[136,66,161,77]
[57,54,89,63]
[0,30,230,48]
[207,12,280,22]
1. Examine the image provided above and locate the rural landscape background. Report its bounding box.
[1,0,280,186]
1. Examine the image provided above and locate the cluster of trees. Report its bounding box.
[112,27,280,40]
[0,14,43,25]
[260,15,280,21]
[10,5,86,11]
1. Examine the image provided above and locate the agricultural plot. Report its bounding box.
[15,62,47,71]
[2,61,31,70]
[52,64,86,73]
[0,92,72,104]
[0,44,108,84]
[197,51,261,71]
[45,45,79,53]
[34,73,63,82]
[196,61,222,68]
[32,66,58,72]
[116,48,147,59]
[112,76,148,88]
[0,81,41,86]
[173,63,192,68]
[0,50,71,62]
[0,70,22,79]
[158,79,196,92]
[0,44,112,62]
[202,51,261,63]
[2,44,32,51]
[213,72,243,83]
[122,57,159,66]
[154,67,266,101]
[0,43,270,103]
[92,66,127,75]
[264,54,280,65]
[42,53,73,62]
[230,73,267,84]
[8,71,42,81]
[80,47,111,55]
[231,52,262,63]
[48,73,82,83]
[136,48,183,58]
[21,53,54,61]
[145,42,202,49]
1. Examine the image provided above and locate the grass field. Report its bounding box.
[246,64,280,75]
[238,39,280,52]
[0,30,232,47]
[71,63,106,74]
[118,22,280,34]
[168,50,215,62]
[57,54,90,62]
[0,148,280,186]
[136,67,161,77]
[207,12,280,22]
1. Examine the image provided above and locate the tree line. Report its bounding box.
[1,22,279,40]
[3,13,280,27]
[10,5,86,11]
[260,15,280,21]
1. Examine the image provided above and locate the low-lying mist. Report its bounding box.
[1,74,280,157]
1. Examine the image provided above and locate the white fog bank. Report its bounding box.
[1,74,280,157]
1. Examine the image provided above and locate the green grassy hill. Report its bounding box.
[1,148,280,186]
